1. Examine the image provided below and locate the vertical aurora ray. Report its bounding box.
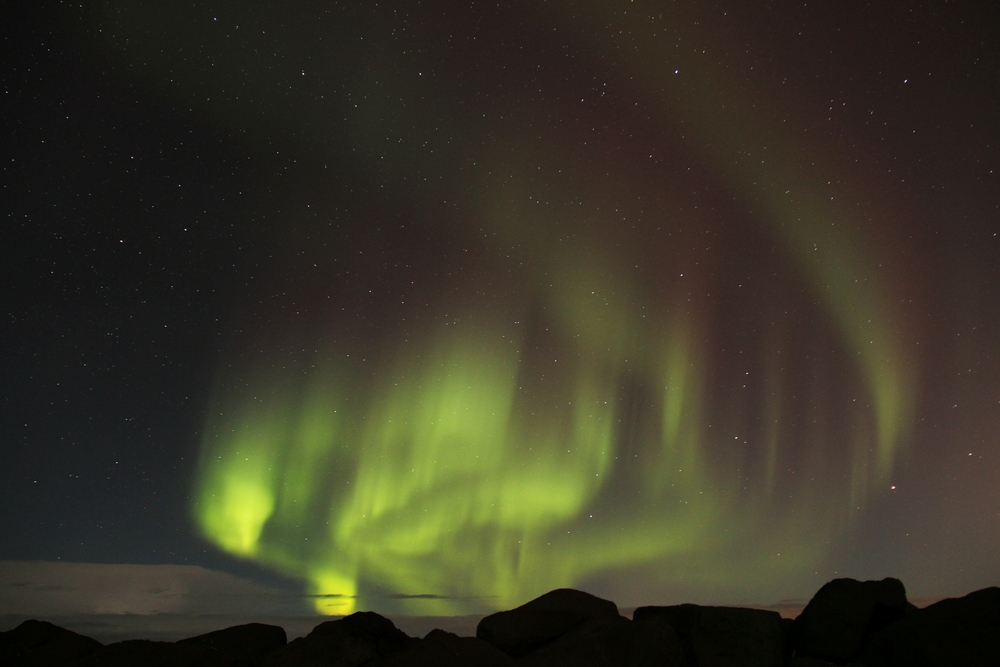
[553,0,917,483]
[765,193,915,481]
[195,405,283,558]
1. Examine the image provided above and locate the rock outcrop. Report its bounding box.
[178,623,287,666]
[790,577,909,663]
[0,620,102,666]
[69,639,236,667]
[517,613,685,667]
[376,629,513,667]
[634,603,786,667]
[3,578,998,667]
[856,586,1000,667]
[259,612,412,667]
[475,588,620,658]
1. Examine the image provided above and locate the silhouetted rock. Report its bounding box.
[375,629,513,667]
[517,613,685,667]
[259,611,412,667]
[633,603,785,667]
[178,622,287,665]
[791,577,908,663]
[7,578,999,667]
[70,639,235,667]
[476,588,620,658]
[0,619,102,666]
[787,658,842,666]
[856,587,1000,667]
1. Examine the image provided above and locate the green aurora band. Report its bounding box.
[145,1,923,615]
[196,310,729,614]
[194,236,911,615]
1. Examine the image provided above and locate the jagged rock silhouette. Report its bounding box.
[0,620,102,666]
[633,603,785,666]
[2,579,998,666]
[790,577,910,663]
[476,588,620,658]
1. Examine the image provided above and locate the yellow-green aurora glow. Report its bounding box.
[172,1,922,615]
[194,233,912,616]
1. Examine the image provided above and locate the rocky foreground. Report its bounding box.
[1,578,997,666]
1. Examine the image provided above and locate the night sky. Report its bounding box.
[3,0,999,618]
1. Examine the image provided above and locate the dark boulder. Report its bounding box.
[0,619,102,666]
[633,603,785,667]
[69,639,235,667]
[178,623,287,665]
[375,629,513,667]
[517,613,685,667]
[476,589,620,658]
[791,577,909,663]
[856,586,1000,667]
[259,611,412,667]
[787,658,847,666]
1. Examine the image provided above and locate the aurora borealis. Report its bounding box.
[184,1,920,613]
[3,0,999,620]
